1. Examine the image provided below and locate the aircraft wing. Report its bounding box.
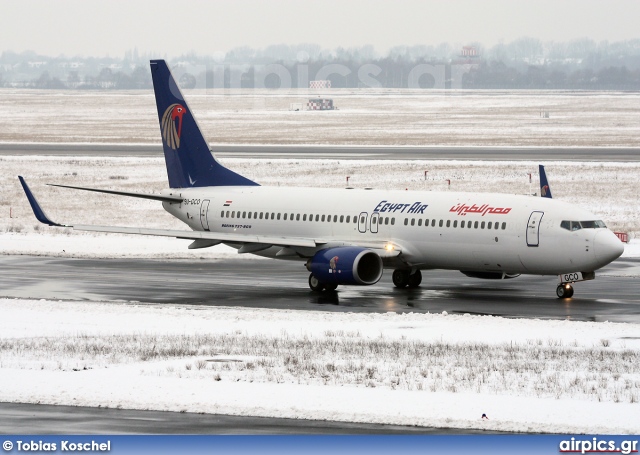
[72,224,318,248]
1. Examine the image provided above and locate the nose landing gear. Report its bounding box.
[556,283,574,299]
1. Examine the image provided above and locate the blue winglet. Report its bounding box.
[539,165,552,198]
[18,176,64,226]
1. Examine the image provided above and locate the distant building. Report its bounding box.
[461,46,479,58]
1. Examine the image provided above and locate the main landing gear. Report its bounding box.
[556,283,574,299]
[392,269,422,288]
[308,274,337,292]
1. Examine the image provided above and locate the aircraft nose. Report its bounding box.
[594,230,624,265]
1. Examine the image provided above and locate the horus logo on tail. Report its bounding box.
[161,104,187,150]
[541,185,550,197]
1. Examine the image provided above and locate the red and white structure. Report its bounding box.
[461,46,478,57]
[310,80,331,89]
[614,232,630,243]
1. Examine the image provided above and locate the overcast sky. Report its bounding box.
[3,0,639,57]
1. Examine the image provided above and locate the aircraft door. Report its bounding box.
[526,211,544,247]
[370,212,379,234]
[200,199,210,231]
[358,212,368,233]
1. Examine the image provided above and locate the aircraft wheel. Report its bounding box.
[556,283,573,299]
[324,283,338,292]
[309,274,325,292]
[392,269,410,288]
[407,270,423,288]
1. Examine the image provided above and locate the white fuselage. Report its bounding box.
[162,185,623,276]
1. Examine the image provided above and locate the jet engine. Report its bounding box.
[306,247,383,285]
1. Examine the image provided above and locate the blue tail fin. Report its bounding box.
[150,60,258,189]
[539,164,552,198]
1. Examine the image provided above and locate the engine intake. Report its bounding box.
[307,247,383,285]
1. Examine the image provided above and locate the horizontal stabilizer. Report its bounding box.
[48,183,184,203]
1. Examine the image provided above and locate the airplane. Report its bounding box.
[19,59,624,300]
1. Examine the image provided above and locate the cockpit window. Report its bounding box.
[580,220,607,229]
[560,220,607,231]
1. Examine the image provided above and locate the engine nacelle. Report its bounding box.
[461,271,521,280]
[306,247,383,285]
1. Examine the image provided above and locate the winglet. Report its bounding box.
[18,176,65,226]
[539,165,552,198]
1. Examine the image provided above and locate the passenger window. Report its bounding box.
[226,211,230,218]
[220,211,224,218]
[277,213,281,220]
[461,220,465,228]
[242,211,246,218]
[385,217,389,225]
[453,220,457,228]
[271,213,275,220]
[361,216,365,223]
[446,220,451,228]
[303,214,307,221]
[404,218,409,226]
[501,222,506,230]
[328,216,332,223]
[340,215,344,223]
[254,212,257,219]
[494,222,499,230]
[346,216,350,223]
[411,219,415,226]
[439,220,443,227]
[487,221,492,229]
[315,215,320,222]
[474,221,478,228]
[391,218,395,225]
[321,215,326,222]
[468,221,472,229]
[373,217,377,224]
[333,215,337,222]
[418,219,422,226]
[481,221,485,229]
[284,213,288,220]
[231,211,235,218]
[425,219,429,227]
[432,219,436,227]
[248,212,252,219]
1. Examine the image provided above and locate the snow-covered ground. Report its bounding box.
[1,298,640,434]
[1,89,639,146]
